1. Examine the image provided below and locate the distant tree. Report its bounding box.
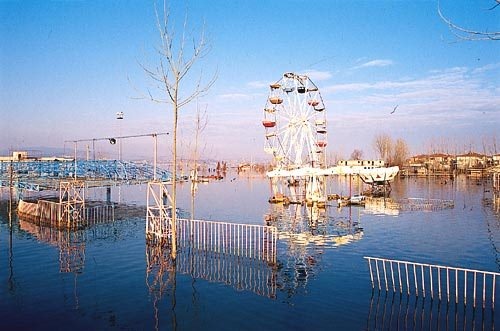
[350,149,363,160]
[482,134,499,155]
[140,0,216,259]
[392,138,409,168]
[373,133,393,165]
[493,134,498,154]
[190,104,208,221]
[327,151,344,166]
[438,0,500,41]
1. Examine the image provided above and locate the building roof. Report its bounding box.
[456,152,485,158]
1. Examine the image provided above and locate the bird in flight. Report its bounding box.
[390,105,398,114]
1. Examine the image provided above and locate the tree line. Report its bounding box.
[349,133,498,168]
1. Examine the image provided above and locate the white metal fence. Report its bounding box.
[365,256,499,309]
[177,218,278,264]
[147,218,278,265]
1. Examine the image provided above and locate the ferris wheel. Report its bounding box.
[262,72,328,170]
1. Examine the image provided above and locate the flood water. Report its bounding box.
[1,174,499,330]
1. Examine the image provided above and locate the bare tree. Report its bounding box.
[482,134,499,155]
[141,1,216,259]
[373,133,393,165]
[438,0,500,41]
[493,134,498,154]
[350,149,363,160]
[392,138,409,168]
[328,151,344,166]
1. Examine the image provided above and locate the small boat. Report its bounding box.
[349,194,366,205]
[268,193,290,204]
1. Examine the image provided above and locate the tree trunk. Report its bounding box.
[171,102,178,259]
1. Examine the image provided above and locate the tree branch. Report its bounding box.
[438,0,500,41]
[488,0,500,10]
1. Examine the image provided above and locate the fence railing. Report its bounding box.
[364,256,499,309]
[147,218,278,265]
[177,218,278,264]
[85,204,115,225]
[37,200,61,223]
[18,199,115,229]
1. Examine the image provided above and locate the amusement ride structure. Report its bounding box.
[262,72,399,205]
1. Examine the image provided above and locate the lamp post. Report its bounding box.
[74,141,77,180]
[116,112,124,161]
[153,133,158,181]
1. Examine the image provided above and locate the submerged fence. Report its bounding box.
[18,199,115,229]
[364,256,499,309]
[147,218,278,265]
[366,198,454,212]
[398,198,455,211]
[177,219,278,264]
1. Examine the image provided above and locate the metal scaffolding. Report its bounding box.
[0,160,172,191]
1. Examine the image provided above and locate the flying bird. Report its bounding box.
[390,105,398,114]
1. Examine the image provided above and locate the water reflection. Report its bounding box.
[266,203,364,249]
[366,290,496,330]
[489,192,500,216]
[14,218,119,312]
[145,242,177,331]
[146,242,277,299]
[364,201,400,216]
[18,219,120,273]
[265,203,364,300]
[144,211,347,327]
[7,210,15,295]
[484,192,500,271]
[145,239,278,331]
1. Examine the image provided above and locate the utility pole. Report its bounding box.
[8,160,13,226]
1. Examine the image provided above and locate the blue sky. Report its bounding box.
[1,0,499,162]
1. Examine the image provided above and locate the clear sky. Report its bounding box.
[1,0,499,162]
